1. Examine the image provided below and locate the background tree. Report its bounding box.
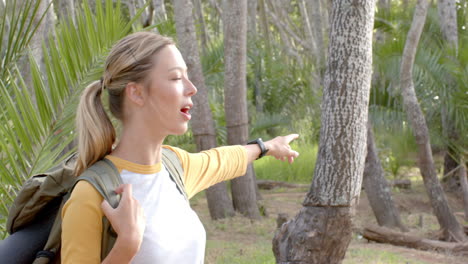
[363,123,407,232]
[273,0,376,263]
[172,0,235,220]
[399,0,466,242]
[223,0,261,219]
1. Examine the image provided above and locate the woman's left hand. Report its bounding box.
[264,134,300,164]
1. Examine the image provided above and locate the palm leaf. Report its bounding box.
[0,0,143,236]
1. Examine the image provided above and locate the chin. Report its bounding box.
[170,125,189,135]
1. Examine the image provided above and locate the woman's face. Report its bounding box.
[141,44,197,136]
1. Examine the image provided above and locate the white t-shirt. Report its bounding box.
[120,165,206,264]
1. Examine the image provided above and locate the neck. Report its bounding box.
[111,124,166,165]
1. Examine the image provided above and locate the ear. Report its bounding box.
[125,82,145,106]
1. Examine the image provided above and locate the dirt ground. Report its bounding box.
[191,180,468,264]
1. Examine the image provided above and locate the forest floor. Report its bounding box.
[191,166,468,264]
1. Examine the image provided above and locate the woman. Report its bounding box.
[62,31,299,264]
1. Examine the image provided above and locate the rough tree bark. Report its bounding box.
[223,0,261,220]
[273,1,376,263]
[399,0,466,242]
[363,122,407,232]
[172,0,235,220]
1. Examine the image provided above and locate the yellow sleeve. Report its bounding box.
[61,180,103,264]
[164,145,248,199]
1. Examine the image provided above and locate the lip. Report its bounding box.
[180,110,191,121]
[180,103,193,121]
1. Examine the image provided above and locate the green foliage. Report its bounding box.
[254,143,317,183]
[0,0,142,236]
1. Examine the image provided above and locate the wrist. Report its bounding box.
[247,138,269,159]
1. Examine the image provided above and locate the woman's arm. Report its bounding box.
[245,134,300,164]
[62,182,145,264]
[101,184,145,264]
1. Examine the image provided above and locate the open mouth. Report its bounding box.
[180,106,190,114]
[180,105,192,120]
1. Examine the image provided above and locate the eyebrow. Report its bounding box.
[168,66,188,72]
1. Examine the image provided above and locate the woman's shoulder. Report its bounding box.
[64,180,103,212]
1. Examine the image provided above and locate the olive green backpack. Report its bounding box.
[6,148,186,263]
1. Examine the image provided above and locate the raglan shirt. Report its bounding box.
[61,145,248,264]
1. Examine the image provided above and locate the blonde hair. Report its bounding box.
[74,32,174,176]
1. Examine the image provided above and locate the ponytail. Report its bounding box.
[74,80,116,176]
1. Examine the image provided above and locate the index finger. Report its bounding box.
[285,134,299,144]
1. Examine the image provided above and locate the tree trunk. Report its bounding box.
[192,0,208,54]
[399,0,466,242]
[363,225,468,256]
[298,0,318,61]
[273,1,376,263]
[378,0,391,10]
[438,0,458,51]
[248,0,258,36]
[152,0,167,22]
[223,0,261,220]
[172,0,235,220]
[258,0,272,55]
[306,0,325,66]
[459,160,468,222]
[438,0,461,194]
[363,122,407,232]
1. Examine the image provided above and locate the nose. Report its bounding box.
[185,78,197,96]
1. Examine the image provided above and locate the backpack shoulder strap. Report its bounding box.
[161,148,188,201]
[77,158,123,208]
[72,158,123,261]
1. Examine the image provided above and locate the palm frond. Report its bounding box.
[0,0,142,236]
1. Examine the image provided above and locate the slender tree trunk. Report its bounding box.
[223,0,261,220]
[152,0,167,22]
[172,0,235,220]
[248,0,258,36]
[399,0,466,242]
[363,123,407,232]
[258,0,272,55]
[273,1,375,263]
[378,0,391,9]
[192,0,209,54]
[307,0,326,67]
[298,0,318,61]
[438,0,458,50]
[248,0,264,114]
[460,160,468,222]
[207,0,222,37]
[438,0,461,193]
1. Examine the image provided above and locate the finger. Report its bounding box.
[285,134,299,144]
[116,184,133,199]
[288,156,294,164]
[101,200,113,216]
[114,184,126,194]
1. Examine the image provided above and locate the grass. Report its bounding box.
[343,247,430,264]
[254,143,318,183]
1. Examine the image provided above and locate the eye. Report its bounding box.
[172,77,182,81]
